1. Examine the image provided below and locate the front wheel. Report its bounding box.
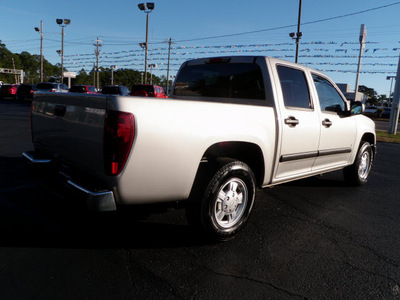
[343,141,374,186]
[186,160,256,241]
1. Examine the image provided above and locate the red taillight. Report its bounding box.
[50,89,56,92]
[104,111,135,176]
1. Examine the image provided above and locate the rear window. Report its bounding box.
[18,85,34,91]
[102,86,120,94]
[131,85,154,93]
[37,83,56,90]
[70,86,86,93]
[173,63,265,100]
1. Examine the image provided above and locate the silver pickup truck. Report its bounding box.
[24,56,376,240]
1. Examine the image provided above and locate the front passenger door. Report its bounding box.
[311,74,356,171]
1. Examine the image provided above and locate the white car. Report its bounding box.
[36,82,69,93]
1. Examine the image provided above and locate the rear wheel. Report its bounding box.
[186,160,256,241]
[343,141,373,186]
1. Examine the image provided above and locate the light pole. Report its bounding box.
[110,65,117,85]
[355,24,367,99]
[387,76,396,106]
[289,0,303,63]
[34,21,43,82]
[148,64,157,85]
[56,18,71,84]
[138,3,155,84]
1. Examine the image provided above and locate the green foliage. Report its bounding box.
[0,41,164,87]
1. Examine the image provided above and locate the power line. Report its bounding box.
[174,1,400,43]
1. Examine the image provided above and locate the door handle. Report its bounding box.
[284,116,299,127]
[322,118,332,128]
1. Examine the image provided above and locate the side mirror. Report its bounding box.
[350,100,364,115]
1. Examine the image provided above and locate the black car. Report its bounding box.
[16,84,37,100]
[101,85,130,96]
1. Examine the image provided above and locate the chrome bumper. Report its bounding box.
[67,180,116,211]
[23,151,117,212]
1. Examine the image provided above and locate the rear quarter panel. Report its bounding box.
[107,96,276,204]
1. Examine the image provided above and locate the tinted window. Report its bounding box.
[102,86,120,94]
[37,83,56,90]
[277,66,311,109]
[131,85,154,93]
[173,63,265,100]
[312,74,345,113]
[70,86,86,93]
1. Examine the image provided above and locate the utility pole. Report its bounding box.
[388,52,400,135]
[355,24,367,99]
[166,38,173,95]
[94,37,102,90]
[11,57,17,84]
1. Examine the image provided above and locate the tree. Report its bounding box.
[358,85,379,106]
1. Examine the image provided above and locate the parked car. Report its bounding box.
[130,84,168,98]
[36,82,69,93]
[363,106,377,117]
[16,84,37,100]
[69,85,98,94]
[101,85,130,96]
[380,107,391,119]
[0,84,19,99]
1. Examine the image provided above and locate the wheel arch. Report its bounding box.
[201,141,265,187]
[360,132,376,156]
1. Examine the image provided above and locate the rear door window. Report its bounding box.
[277,65,312,109]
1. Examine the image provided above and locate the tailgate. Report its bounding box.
[32,93,107,176]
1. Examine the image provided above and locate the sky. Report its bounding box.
[1,0,400,96]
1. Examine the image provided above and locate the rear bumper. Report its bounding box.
[22,151,117,212]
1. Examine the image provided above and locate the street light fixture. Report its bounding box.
[110,65,118,85]
[138,3,155,84]
[148,63,157,85]
[56,18,71,84]
[34,21,44,82]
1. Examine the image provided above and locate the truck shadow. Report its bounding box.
[0,156,215,249]
[0,156,355,250]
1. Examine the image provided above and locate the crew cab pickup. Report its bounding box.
[24,56,376,240]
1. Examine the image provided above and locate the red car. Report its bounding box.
[0,84,19,99]
[130,84,168,98]
[69,85,98,94]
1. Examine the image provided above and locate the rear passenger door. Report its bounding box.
[311,73,356,171]
[274,65,321,179]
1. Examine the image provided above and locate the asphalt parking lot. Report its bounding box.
[1,99,400,299]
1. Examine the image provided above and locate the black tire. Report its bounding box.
[186,160,256,241]
[343,141,374,186]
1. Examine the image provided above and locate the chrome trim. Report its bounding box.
[22,151,52,164]
[67,180,117,211]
